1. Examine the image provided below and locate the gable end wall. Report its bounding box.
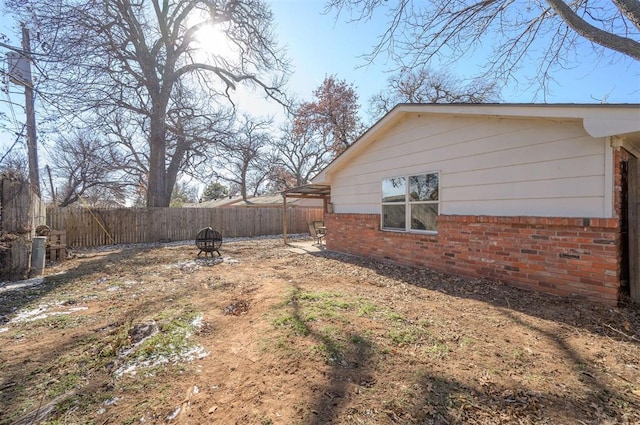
[329,115,611,218]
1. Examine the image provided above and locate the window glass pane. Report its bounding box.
[409,174,439,201]
[411,203,438,231]
[382,177,406,202]
[382,205,405,229]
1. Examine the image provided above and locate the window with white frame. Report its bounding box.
[381,172,439,232]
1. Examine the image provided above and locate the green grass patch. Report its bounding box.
[388,324,432,347]
[272,314,310,336]
[46,372,80,398]
[385,311,405,322]
[135,312,201,360]
[317,325,346,358]
[357,301,377,317]
[424,341,451,358]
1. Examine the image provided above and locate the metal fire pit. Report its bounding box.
[195,227,222,257]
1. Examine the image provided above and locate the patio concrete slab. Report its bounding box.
[286,241,326,254]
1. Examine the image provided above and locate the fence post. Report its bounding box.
[1,174,45,279]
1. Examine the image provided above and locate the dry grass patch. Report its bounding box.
[0,237,638,424]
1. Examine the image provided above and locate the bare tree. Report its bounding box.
[326,0,640,93]
[0,151,28,180]
[48,131,130,207]
[370,67,500,118]
[164,85,235,193]
[271,121,332,188]
[210,114,272,200]
[9,0,290,207]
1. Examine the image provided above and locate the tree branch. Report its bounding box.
[545,0,640,60]
[611,0,640,31]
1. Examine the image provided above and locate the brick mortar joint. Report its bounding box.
[438,215,618,228]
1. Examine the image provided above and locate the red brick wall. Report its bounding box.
[325,213,620,305]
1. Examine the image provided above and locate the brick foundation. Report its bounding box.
[325,213,621,305]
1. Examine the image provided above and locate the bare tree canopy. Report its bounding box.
[8,0,290,207]
[49,131,131,207]
[326,0,640,92]
[209,114,272,200]
[271,120,331,189]
[370,67,500,118]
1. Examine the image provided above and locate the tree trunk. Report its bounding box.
[240,183,248,201]
[165,134,188,205]
[147,111,170,207]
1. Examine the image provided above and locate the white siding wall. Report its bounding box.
[330,114,612,218]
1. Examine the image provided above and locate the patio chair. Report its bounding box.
[308,221,326,245]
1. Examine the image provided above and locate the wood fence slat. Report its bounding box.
[46,206,323,247]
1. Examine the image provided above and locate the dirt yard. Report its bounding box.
[1,236,639,424]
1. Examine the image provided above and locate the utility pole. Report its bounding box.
[21,23,40,197]
[46,164,56,204]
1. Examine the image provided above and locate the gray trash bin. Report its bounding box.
[31,236,47,276]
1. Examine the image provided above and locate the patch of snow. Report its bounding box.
[0,277,44,293]
[0,327,9,333]
[186,345,209,360]
[68,307,89,312]
[190,314,204,329]
[72,233,310,255]
[114,345,209,378]
[8,304,88,324]
[10,304,51,322]
[103,397,119,406]
[0,271,68,294]
[167,406,181,421]
[114,316,207,377]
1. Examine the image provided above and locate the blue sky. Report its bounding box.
[1,0,640,151]
[266,0,640,108]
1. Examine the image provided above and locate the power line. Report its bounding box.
[0,41,49,58]
[0,21,57,168]
[0,58,27,165]
[0,124,26,165]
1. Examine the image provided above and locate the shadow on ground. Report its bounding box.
[293,248,640,424]
[311,249,640,346]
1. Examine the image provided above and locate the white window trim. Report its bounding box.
[381,171,440,234]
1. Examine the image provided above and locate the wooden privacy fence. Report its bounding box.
[46,207,324,248]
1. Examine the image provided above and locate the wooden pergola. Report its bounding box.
[281,184,331,244]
